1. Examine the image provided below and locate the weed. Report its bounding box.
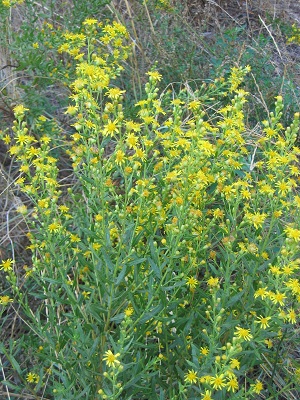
[1,16,300,399]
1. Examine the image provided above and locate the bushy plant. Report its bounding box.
[0,0,112,121]
[1,17,300,399]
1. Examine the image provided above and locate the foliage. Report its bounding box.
[1,14,300,399]
[0,0,112,121]
[1,1,299,128]
[287,24,300,45]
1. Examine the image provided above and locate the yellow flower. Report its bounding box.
[72,78,87,91]
[186,276,198,290]
[210,374,226,390]
[59,205,69,213]
[188,100,201,110]
[126,120,142,132]
[255,315,271,329]
[254,286,268,299]
[65,105,78,115]
[0,259,14,272]
[103,350,120,368]
[70,233,80,243]
[95,214,103,222]
[92,242,101,250]
[265,339,273,348]
[85,120,96,129]
[287,308,297,324]
[207,277,219,287]
[184,369,198,384]
[230,358,240,370]
[234,326,253,341]
[213,208,224,219]
[0,295,13,305]
[16,132,31,145]
[13,104,29,118]
[126,132,139,149]
[294,195,300,208]
[103,120,119,137]
[2,134,11,144]
[48,222,61,233]
[107,87,125,100]
[286,278,300,295]
[147,71,162,82]
[201,391,212,400]
[276,180,291,196]
[37,199,49,209]
[26,372,39,383]
[134,147,146,161]
[252,379,263,394]
[269,291,286,306]
[83,18,98,26]
[227,377,239,392]
[284,226,300,241]
[115,149,126,165]
[200,347,209,356]
[19,164,29,173]
[16,204,27,215]
[258,181,274,196]
[244,211,267,229]
[124,306,134,317]
[172,98,184,106]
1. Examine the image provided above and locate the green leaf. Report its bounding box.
[101,249,115,273]
[115,263,128,285]
[162,281,185,291]
[88,304,107,325]
[148,257,161,279]
[110,313,124,323]
[139,304,164,324]
[8,355,22,376]
[227,290,244,307]
[1,381,22,391]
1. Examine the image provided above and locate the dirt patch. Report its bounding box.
[181,0,300,27]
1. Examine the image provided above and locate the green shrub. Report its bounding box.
[1,17,300,399]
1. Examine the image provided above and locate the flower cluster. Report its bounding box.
[287,24,300,45]
[1,17,300,400]
[1,0,24,7]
